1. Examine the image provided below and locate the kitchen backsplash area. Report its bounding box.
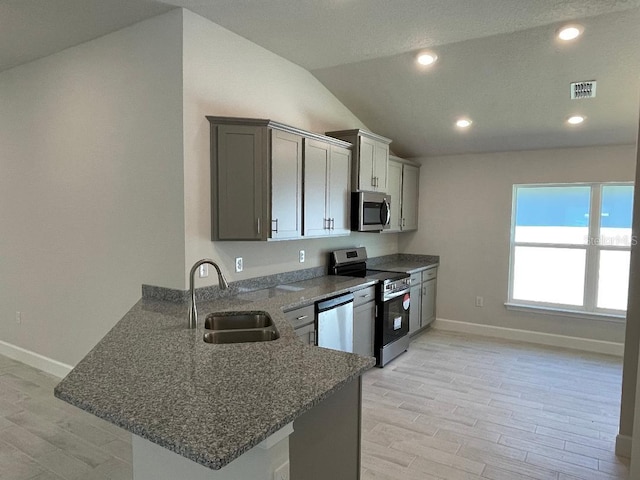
[142,253,439,303]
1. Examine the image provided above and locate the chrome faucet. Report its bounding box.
[188,259,229,329]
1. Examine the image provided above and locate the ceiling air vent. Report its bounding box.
[570,81,596,99]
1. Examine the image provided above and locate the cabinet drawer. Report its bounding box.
[284,304,315,329]
[352,286,376,307]
[409,272,421,285]
[422,267,438,281]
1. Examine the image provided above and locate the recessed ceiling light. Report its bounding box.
[558,24,584,41]
[456,118,473,128]
[416,52,438,66]
[567,115,585,125]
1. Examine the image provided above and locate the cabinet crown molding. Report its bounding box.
[325,129,392,145]
[206,116,352,149]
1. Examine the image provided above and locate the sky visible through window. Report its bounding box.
[511,184,633,312]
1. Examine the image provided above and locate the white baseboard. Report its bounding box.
[0,340,73,378]
[433,318,624,356]
[616,434,632,458]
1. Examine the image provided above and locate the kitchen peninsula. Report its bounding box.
[54,275,377,480]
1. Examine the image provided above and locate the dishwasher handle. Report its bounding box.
[316,293,355,312]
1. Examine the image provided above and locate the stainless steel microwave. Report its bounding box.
[352,191,391,232]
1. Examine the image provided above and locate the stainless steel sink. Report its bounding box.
[203,329,279,344]
[204,311,272,330]
[202,311,278,344]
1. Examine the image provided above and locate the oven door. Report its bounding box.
[379,289,410,345]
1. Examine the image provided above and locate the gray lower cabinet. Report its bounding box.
[290,377,362,480]
[352,286,375,357]
[284,304,316,345]
[409,267,438,336]
[303,139,351,237]
[421,267,437,328]
[409,273,422,335]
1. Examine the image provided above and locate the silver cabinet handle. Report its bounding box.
[360,294,371,298]
[257,217,261,234]
[272,218,278,233]
[331,218,335,230]
[296,315,308,320]
[324,218,329,230]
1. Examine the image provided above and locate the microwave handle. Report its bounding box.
[381,199,391,226]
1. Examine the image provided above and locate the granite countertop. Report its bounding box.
[371,258,439,274]
[54,275,376,471]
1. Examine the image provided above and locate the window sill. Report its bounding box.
[504,302,626,323]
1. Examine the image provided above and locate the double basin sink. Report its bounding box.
[203,311,279,344]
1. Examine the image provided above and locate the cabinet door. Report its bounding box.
[295,323,316,345]
[270,130,303,239]
[358,136,376,190]
[421,278,436,327]
[353,301,375,357]
[303,139,330,237]
[409,284,422,335]
[328,145,351,235]
[214,125,266,240]
[401,164,419,231]
[373,141,389,192]
[387,160,402,232]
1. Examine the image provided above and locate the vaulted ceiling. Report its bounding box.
[3,0,639,157]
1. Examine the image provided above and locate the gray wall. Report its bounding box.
[401,145,637,344]
[0,11,185,366]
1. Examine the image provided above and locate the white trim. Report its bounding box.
[616,434,632,458]
[0,340,73,378]
[432,318,624,356]
[504,302,625,322]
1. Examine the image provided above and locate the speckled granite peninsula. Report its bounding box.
[54,274,377,478]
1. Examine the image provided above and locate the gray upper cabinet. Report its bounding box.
[387,155,420,233]
[207,117,350,241]
[325,129,391,193]
[271,129,303,239]
[303,139,351,237]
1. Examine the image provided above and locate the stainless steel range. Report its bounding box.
[329,247,411,367]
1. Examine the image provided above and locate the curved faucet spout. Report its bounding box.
[188,259,229,329]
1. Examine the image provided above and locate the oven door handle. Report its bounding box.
[383,288,411,301]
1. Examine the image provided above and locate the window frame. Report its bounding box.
[507,182,633,319]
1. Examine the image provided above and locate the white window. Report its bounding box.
[508,183,634,316]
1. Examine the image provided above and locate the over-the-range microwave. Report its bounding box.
[351,191,391,232]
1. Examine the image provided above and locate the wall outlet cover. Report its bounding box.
[235,257,243,273]
[299,250,305,263]
[198,264,208,278]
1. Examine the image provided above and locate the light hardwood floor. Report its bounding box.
[0,329,628,480]
[361,330,629,480]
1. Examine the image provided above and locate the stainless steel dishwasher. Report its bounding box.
[315,293,354,353]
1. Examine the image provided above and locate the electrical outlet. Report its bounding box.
[235,257,243,273]
[273,461,290,480]
[15,311,22,324]
[198,264,208,278]
[475,296,484,307]
[299,250,305,263]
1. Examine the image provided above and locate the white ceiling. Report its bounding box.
[3,0,640,157]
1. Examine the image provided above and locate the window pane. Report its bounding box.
[599,185,634,247]
[597,250,631,310]
[513,246,585,306]
[514,186,590,244]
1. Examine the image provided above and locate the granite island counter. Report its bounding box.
[54,275,377,480]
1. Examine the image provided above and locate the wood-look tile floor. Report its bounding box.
[361,329,629,480]
[0,329,628,480]
[0,354,132,480]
